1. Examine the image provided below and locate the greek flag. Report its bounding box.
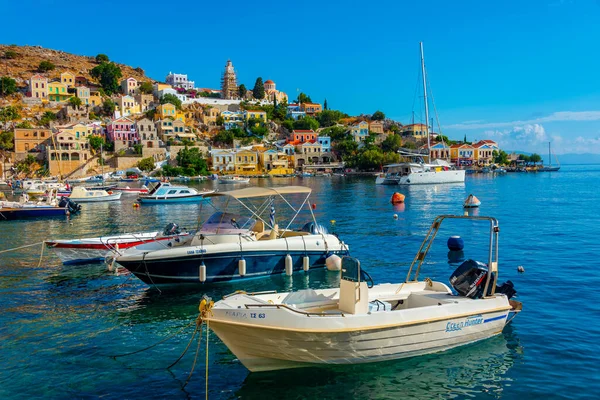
[269,199,275,228]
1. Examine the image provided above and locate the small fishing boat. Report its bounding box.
[112,186,149,195]
[68,187,122,202]
[46,223,192,264]
[463,194,481,208]
[219,176,250,184]
[116,186,349,286]
[0,190,81,220]
[137,182,214,204]
[203,214,521,372]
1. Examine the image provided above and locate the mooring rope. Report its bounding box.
[110,320,195,358]
[0,241,45,254]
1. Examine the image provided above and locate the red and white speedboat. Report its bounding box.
[46,223,192,264]
[112,186,149,195]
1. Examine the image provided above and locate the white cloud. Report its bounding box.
[483,124,549,151]
[447,111,600,130]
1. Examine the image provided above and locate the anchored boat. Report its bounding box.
[137,182,214,204]
[203,214,522,372]
[116,186,349,286]
[46,223,192,264]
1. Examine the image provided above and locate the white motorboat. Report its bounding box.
[137,182,214,204]
[116,186,349,285]
[68,186,122,202]
[203,214,522,372]
[46,223,192,264]
[219,176,250,184]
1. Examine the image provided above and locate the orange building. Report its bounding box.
[13,128,52,161]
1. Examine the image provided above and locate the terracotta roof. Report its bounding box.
[265,80,274,84]
[292,130,316,133]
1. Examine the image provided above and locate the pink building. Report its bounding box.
[107,117,138,148]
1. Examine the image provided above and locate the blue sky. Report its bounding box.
[3,0,600,154]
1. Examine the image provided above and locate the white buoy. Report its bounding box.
[326,254,342,271]
[199,262,207,282]
[517,265,525,273]
[238,258,246,276]
[285,254,293,276]
[393,214,398,220]
[303,256,310,272]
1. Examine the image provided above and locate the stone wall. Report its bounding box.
[111,155,144,170]
[142,147,167,161]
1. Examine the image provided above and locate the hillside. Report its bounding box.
[0,44,152,88]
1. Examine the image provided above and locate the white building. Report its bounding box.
[165,72,195,90]
[211,149,236,172]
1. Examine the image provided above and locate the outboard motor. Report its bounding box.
[163,223,180,236]
[59,197,81,214]
[300,222,328,235]
[450,259,516,299]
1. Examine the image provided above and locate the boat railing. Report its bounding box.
[222,290,278,299]
[243,303,346,317]
[405,214,499,298]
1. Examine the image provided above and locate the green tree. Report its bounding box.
[381,134,402,153]
[216,115,224,126]
[95,54,109,63]
[0,131,14,150]
[316,109,345,127]
[38,61,55,72]
[320,126,349,142]
[39,111,57,127]
[296,92,312,104]
[15,154,38,176]
[4,50,17,59]
[0,76,17,96]
[139,81,153,94]
[212,129,234,146]
[238,84,247,98]
[324,98,328,110]
[371,110,385,121]
[518,154,531,163]
[68,96,82,108]
[492,150,509,165]
[90,62,123,95]
[160,93,182,109]
[293,116,319,131]
[0,105,20,122]
[137,157,155,172]
[176,146,209,175]
[252,77,265,99]
[15,121,33,129]
[333,139,359,160]
[102,99,116,116]
[355,148,384,170]
[133,144,143,155]
[88,135,105,151]
[530,153,542,165]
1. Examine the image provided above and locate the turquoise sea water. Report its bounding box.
[1,166,599,399]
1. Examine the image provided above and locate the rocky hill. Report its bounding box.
[0,44,152,88]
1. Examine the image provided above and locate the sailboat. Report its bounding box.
[376,42,465,185]
[539,142,560,172]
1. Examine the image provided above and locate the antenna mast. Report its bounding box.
[420,42,431,163]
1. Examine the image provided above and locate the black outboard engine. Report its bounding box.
[59,197,81,214]
[450,259,517,299]
[163,223,180,236]
[300,222,328,235]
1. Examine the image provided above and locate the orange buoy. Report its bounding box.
[133,203,140,208]
[391,192,405,204]
[312,203,317,210]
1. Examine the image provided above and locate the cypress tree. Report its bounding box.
[252,77,265,99]
[324,98,328,110]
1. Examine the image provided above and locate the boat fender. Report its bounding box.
[325,254,342,271]
[303,255,310,272]
[447,236,464,251]
[238,258,246,276]
[199,262,207,282]
[393,214,398,220]
[285,254,293,276]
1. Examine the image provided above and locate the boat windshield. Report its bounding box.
[200,212,256,234]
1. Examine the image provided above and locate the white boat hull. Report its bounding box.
[69,192,122,202]
[399,169,465,185]
[206,283,513,372]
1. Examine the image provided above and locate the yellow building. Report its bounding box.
[13,128,52,159]
[29,74,48,99]
[155,103,185,122]
[201,107,220,125]
[47,130,91,177]
[234,149,259,174]
[76,86,91,105]
[89,92,103,107]
[117,95,141,117]
[56,123,92,141]
[60,72,76,87]
[401,123,429,139]
[259,149,293,175]
[48,81,71,102]
[244,110,267,123]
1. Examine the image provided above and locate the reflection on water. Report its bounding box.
[237,328,522,400]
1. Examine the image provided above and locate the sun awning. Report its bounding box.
[204,186,312,199]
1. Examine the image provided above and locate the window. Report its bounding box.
[180,190,190,194]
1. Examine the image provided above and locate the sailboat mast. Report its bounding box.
[420,42,431,163]
[548,142,551,167]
